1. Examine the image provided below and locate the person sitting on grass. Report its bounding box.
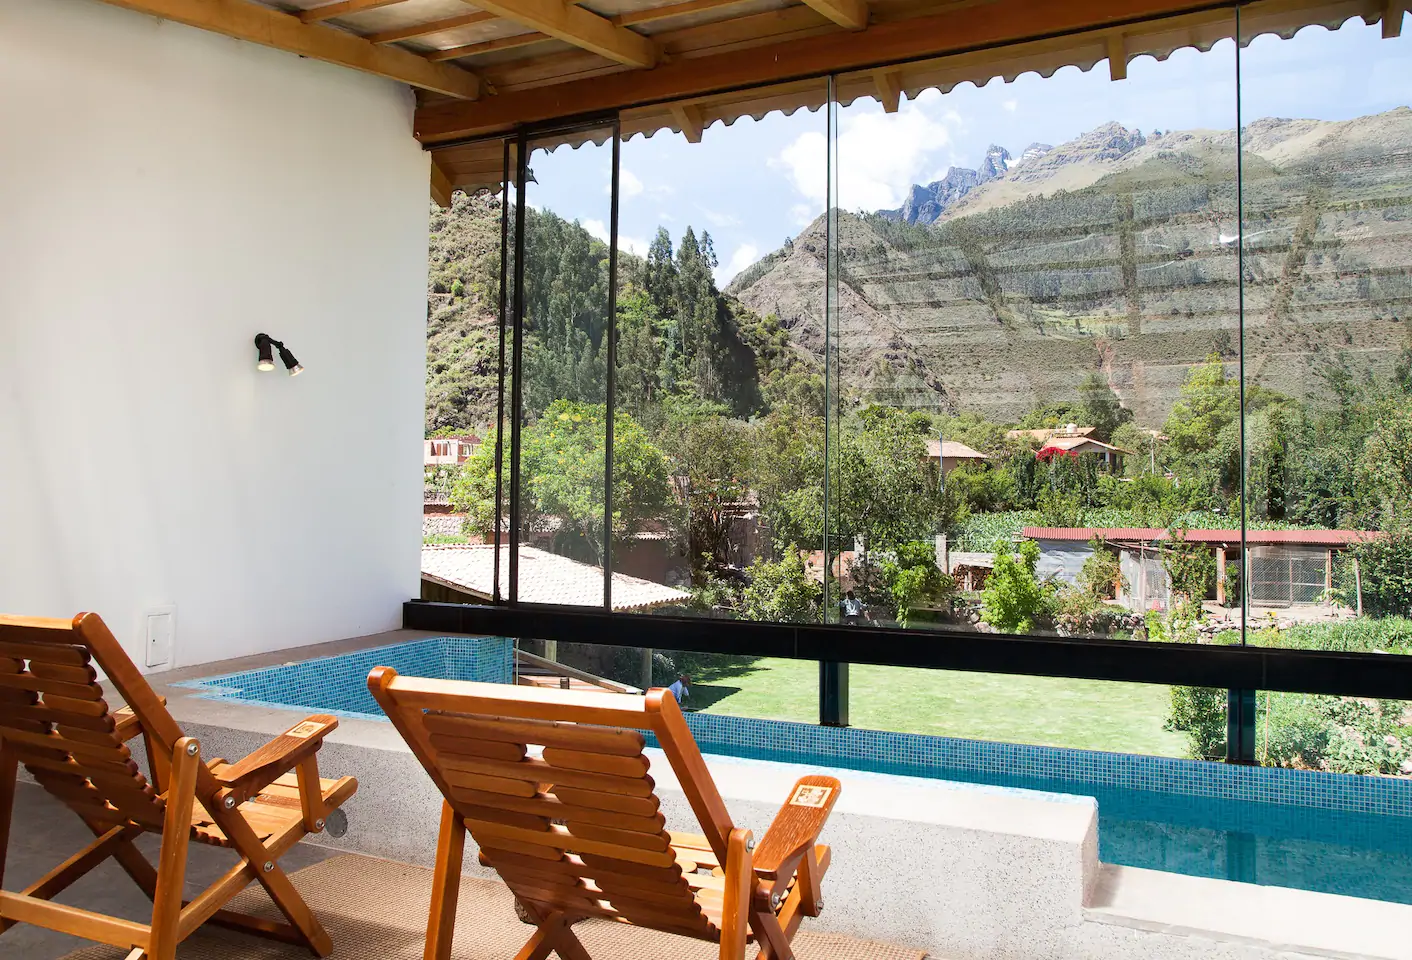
[668,673,690,705]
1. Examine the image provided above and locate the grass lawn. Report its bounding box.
[690,657,1189,757]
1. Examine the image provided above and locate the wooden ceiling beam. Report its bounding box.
[427,32,555,61]
[1106,32,1127,80]
[467,0,659,67]
[613,0,756,28]
[367,11,499,44]
[1384,0,1404,39]
[670,103,705,142]
[872,69,900,112]
[431,156,455,208]
[415,0,1219,141]
[798,0,867,30]
[98,0,481,99]
[300,0,408,24]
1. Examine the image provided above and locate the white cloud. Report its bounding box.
[715,243,760,286]
[583,219,648,257]
[619,168,644,198]
[1003,98,1018,113]
[790,203,819,227]
[699,208,742,229]
[771,98,964,213]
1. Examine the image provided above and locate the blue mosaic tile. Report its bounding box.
[174,636,514,721]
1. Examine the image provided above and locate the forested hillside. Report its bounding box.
[424,192,817,435]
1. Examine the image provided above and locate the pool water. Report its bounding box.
[179,637,1412,906]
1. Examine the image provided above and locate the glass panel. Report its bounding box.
[1238,13,1412,647]
[512,128,616,606]
[426,146,510,556]
[611,82,830,622]
[828,28,1240,640]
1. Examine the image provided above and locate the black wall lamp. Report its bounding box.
[254,334,303,376]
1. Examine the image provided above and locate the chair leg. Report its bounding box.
[0,744,17,894]
[425,800,466,960]
[514,912,570,960]
[148,737,201,960]
[213,808,333,957]
[552,925,592,960]
[718,828,752,960]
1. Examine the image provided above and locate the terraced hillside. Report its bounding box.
[729,109,1412,427]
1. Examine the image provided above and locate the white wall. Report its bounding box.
[0,0,429,669]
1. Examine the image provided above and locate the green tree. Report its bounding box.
[835,407,949,576]
[741,550,822,623]
[451,401,670,563]
[980,540,1052,633]
[1076,373,1133,442]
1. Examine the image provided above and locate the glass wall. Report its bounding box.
[1237,14,1412,650]
[428,9,1411,767]
[829,34,1240,641]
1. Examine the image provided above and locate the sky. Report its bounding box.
[522,16,1410,286]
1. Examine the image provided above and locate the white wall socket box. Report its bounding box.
[144,605,176,668]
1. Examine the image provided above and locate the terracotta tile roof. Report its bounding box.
[926,439,989,460]
[1022,527,1380,547]
[421,545,689,611]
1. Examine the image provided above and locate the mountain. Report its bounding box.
[880,144,1013,225]
[730,109,1412,426]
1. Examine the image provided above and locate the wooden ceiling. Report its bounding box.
[97,0,1404,203]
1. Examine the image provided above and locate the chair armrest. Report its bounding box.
[113,698,166,742]
[750,775,841,882]
[211,715,338,801]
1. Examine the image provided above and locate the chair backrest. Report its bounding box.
[369,671,737,940]
[0,614,184,829]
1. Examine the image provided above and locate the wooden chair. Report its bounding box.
[0,612,358,960]
[369,668,841,960]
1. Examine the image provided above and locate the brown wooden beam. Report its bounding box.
[414,0,1221,141]
[428,32,554,61]
[431,157,455,208]
[468,0,659,66]
[872,68,900,112]
[98,0,481,99]
[670,102,705,142]
[299,0,408,24]
[1385,0,1404,38]
[1107,32,1127,80]
[613,0,757,28]
[799,0,867,30]
[366,11,498,44]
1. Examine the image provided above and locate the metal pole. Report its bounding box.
[509,132,530,604]
[605,119,621,611]
[493,137,511,603]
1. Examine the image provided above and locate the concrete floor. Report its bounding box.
[0,782,336,960]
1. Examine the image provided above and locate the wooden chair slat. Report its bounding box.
[458,805,552,831]
[479,840,564,862]
[427,734,527,762]
[542,747,652,778]
[465,819,680,869]
[442,769,540,798]
[0,639,90,665]
[26,662,99,685]
[551,787,660,818]
[423,712,646,756]
[570,822,672,853]
[38,694,110,718]
[440,755,656,798]
[0,727,132,764]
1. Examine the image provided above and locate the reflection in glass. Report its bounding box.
[1238,15,1412,648]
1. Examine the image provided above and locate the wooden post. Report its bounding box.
[1354,556,1363,616]
[1215,545,1227,606]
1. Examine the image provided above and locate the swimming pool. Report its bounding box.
[178,637,1412,906]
